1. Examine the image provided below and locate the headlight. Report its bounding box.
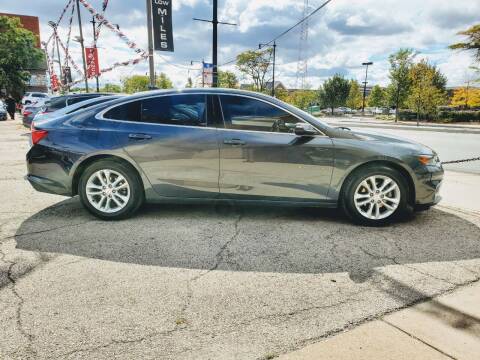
[418,155,441,166]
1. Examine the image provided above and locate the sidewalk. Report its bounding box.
[280,171,480,360]
[280,281,480,360]
[322,116,480,134]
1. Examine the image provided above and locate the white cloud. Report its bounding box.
[25,0,480,89]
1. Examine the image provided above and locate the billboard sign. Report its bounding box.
[203,63,213,87]
[85,47,100,78]
[151,0,174,52]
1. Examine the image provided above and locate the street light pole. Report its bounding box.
[361,61,373,115]
[76,0,89,92]
[146,0,156,89]
[90,16,100,92]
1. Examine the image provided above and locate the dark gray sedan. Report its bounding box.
[26,89,443,225]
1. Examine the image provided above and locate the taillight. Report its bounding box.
[31,127,48,145]
[23,110,32,116]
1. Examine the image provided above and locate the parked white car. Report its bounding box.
[21,92,50,107]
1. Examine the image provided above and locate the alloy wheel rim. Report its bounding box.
[86,169,130,214]
[354,175,400,220]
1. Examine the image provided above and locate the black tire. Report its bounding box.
[341,165,410,226]
[78,160,144,220]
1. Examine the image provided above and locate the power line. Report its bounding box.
[219,0,333,67]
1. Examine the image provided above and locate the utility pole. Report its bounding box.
[146,0,156,89]
[259,41,277,97]
[212,0,218,87]
[76,0,89,92]
[90,16,100,92]
[361,61,373,115]
[193,1,236,88]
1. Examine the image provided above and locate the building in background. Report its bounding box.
[0,12,48,93]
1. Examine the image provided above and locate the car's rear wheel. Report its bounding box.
[342,165,409,226]
[78,160,144,220]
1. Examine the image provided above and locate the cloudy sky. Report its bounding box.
[1,0,479,89]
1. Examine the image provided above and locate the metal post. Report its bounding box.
[91,16,100,92]
[54,32,63,84]
[212,0,218,88]
[76,0,89,92]
[272,41,276,97]
[146,0,156,89]
[361,61,372,115]
[202,61,205,88]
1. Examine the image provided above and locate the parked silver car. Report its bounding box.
[26,89,444,225]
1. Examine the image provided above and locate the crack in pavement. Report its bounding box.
[0,249,39,358]
[52,327,182,359]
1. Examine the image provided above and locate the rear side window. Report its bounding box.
[104,101,141,121]
[104,95,207,127]
[141,94,206,126]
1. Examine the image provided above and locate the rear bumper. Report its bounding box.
[26,144,75,196]
[25,174,71,196]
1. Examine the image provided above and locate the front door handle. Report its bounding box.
[129,133,152,140]
[223,139,246,146]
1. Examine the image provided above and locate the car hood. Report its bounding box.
[348,129,436,155]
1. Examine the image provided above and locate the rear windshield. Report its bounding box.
[66,97,119,114]
[67,95,100,106]
[46,96,67,111]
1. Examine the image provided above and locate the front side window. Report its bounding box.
[141,94,206,126]
[219,95,302,133]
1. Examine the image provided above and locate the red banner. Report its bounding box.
[85,47,100,78]
[51,74,59,91]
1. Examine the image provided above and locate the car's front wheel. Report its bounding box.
[342,165,409,226]
[78,160,144,220]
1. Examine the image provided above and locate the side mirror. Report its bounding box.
[294,122,317,136]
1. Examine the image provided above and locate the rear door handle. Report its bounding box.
[223,139,246,146]
[129,133,152,140]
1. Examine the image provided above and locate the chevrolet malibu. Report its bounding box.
[26,89,443,225]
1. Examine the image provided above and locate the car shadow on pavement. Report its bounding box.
[15,197,480,282]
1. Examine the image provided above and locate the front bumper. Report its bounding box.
[414,165,444,206]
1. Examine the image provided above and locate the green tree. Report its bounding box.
[0,16,44,98]
[387,48,416,121]
[346,80,363,109]
[218,70,238,88]
[285,90,318,110]
[122,75,149,93]
[236,48,272,91]
[406,60,447,124]
[101,83,122,93]
[320,74,351,114]
[449,24,480,61]
[367,85,386,107]
[156,72,173,89]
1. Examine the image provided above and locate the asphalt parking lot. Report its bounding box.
[1,120,480,359]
